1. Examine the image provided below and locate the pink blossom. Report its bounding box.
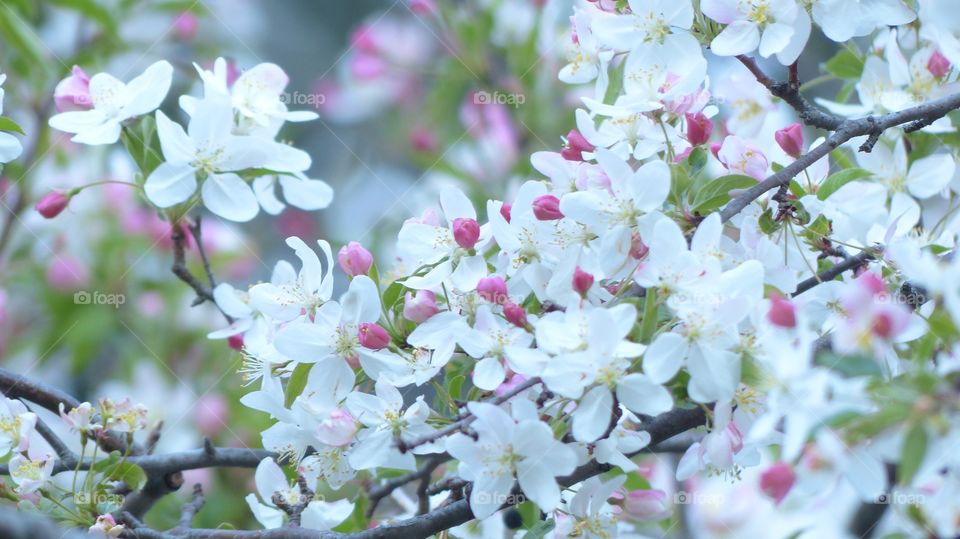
[621,489,672,521]
[47,254,89,290]
[227,334,245,351]
[316,408,358,446]
[767,295,797,328]
[532,194,563,220]
[499,202,512,223]
[452,217,481,249]
[775,123,804,159]
[759,462,796,504]
[476,276,508,304]
[560,129,595,161]
[172,11,199,40]
[572,266,594,297]
[338,242,373,277]
[685,112,713,146]
[35,191,71,219]
[928,50,951,78]
[717,136,768,180]
[358,322,391,350]
[410,127,438,152]
[53,66,91,113]
[503,301,528,328]
[403,290,439,323]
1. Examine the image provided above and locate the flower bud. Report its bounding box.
[227,333,244,351]
[560,129,594,161]
[630,231,649,260]
[775,123,804,158]
[621,489,671,521]
[684,112,713,146]
[403,290,439,323]
[35,190,72,219]
[572,266,594,297]
[476,275,508,304]
[452,217,481,249]
[338,241,373,277]
[767,295,797,329]
[53,66,91,113]
[928,50,951,79]
[172,11,199,40]
[358,322,391,350]
[499,202,512,223]
[503,301,528,328]
[759,462,796,505]
[532,194,563,221]
[316,408,357,446]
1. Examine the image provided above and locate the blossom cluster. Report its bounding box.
[11,0,960,537]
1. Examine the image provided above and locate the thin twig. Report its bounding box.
[792,249,878,296]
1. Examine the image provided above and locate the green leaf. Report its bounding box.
[0,7,47,67]
[825,49,864,80]
[817,168,873,200]
[0,117,24,135]
[93,456,147,491]
[692,174,757,213]
[899,423,928,484]
[285,362,313,408]
[522,519,556,539]
[814,352,882,378]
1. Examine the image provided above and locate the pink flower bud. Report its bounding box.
[532,194,563,221]
[172,11,199,40]
[227,334,245,351]
[350,26,379,54]
[499,202,512,223]
[403,290,439,323]
[53,66,91,113]
[350,53,386,80]
[684,112,713,146]
[759,462,796,505]
[452,217,481,249]
[572,266,594,297]
[503,301,528,328]
[775,123,804,159]
[194,394,229,437]
[338,242,373,277]
[409,0,437,15]
[928,50,951,79]
[410,127,438,152]
[767,295,797,328]
[476,276,508,304]
[871,308,909,340]
[358,322,391,350]
[622,489,672,521]
[630,232,649,260]
[560,129,594,161]
[316,408,357,447]
[717,135,768,180]
[35,190,71,219]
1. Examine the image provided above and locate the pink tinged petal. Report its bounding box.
[144,162,197,208]
[710,20,761,57]
[571,386,613,442]
[759,463,796,504]
[617,373,673,416]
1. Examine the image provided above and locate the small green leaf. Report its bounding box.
[692,174,757,213]
[0,117,24,135]
[825,49,864,80]
[285,362,313,407]
[899,423,928,484]
[817,168,873,200]
[93,456,147,491]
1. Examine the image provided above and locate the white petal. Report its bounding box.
[643,332,686,383]
[201,173,260,222]
[571,386,613,442]
[144,162,197,207]
[617,373,673,416]
[710,20,760,57]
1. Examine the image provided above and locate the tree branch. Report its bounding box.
[719,90,960,223]
[792,249,878,296]
[735,55,843,130]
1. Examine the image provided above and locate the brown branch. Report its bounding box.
[178,485,206,530]
[171,223,216,306]
[735,55,843,130]
[792,249,878,296]
[719,90,960,223]
[366,455,447,518]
